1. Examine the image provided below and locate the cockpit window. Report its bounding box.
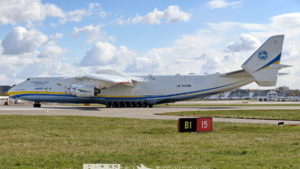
[26,78,30,81]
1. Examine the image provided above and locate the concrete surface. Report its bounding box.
[0,104,300,125]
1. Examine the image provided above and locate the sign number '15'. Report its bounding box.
[202,121,208,128]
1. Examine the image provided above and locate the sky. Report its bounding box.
[0,0,300,89]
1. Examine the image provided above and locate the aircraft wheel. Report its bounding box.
[106,102,112,108]
[148,104,153,108]
[33,102,41,108]
[142,102,147,108]
[112,102,117,108]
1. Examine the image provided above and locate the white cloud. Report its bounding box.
[1,27,48,55]
[60,9,89,24]
[207,13,300,38]
[123,30,226,75]
[72,25,114,43]
[79,41,134,67]
[224,34,260,52]
[80,42,116,66]
[206,0,242,9]
[162,5,191,23]
[59,2,108,24]
[37,45,67,58]
[116,5,191,25]
[73,25,102,37]
[271,12,300,29]
[88,3,109,18]
[0,1,108,25]
[126,56,161,73]
[0,26,72,85]
[0,0,64,24]
[0,45,78,85]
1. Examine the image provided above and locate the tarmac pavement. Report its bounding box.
[0,104,300,125]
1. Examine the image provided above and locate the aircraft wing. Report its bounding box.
[74,70,137,88]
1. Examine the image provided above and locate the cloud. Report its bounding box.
[207,13,300,38]
[0,0,64,24]
[0,1,108,25]
[60,9,89,23]
[116,5,191,25]
[0,26,72,84]
[1,27,48,55]
[59,2,108,24]
[37,45,67,58]
[125,56,161,73]
[224,34,260,53]
[123,29,226,75]
[206,0,242,9]
[79,41,134,66]
[271,12,300,29]
[88,3,109,18]
[72,25,114,43]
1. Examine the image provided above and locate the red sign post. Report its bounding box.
[196,117,213,132]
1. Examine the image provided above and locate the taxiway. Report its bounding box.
[0,104,300,125]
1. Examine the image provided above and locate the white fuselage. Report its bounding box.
[8,73,254,105]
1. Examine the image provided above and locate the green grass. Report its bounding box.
[156,104,300,107]
[0,116,300,169]
[158,109,300,121]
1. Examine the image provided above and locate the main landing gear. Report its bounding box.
[105,101,153,108]
[33,101,41,108]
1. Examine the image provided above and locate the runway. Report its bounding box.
[0,104,300,125]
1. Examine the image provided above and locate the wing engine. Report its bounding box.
[65,84,101,97]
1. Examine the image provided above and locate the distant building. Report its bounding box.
[198,87,300,102]
[0,86,11,96]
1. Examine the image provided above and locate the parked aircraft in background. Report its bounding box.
[8,35,290,108]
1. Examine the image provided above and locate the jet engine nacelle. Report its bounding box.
[65,84,100,97]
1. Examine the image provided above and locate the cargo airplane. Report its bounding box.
[8,35,290,108]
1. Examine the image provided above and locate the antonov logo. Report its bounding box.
[258,50,268,61]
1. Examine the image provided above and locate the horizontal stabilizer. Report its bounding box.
[278,72,290,76]
[221,69,251,78]
[270,64,291,69]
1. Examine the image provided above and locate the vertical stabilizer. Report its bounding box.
[242,35,284,86]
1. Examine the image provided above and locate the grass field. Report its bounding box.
[0,116,300,169]
[158,109,300,121]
